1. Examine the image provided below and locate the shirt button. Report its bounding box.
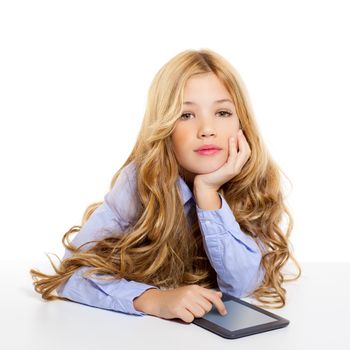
[205,220,210,225]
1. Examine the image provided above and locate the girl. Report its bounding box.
[30,48,301,324]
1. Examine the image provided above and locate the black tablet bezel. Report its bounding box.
[192,293,290,339]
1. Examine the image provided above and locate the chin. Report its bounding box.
[190,161,224,174]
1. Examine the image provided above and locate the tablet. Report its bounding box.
[192,292,289,339]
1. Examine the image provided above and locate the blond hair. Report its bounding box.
[30,48,301,309]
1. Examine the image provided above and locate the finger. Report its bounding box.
[212,295,227,316]
[185,302,207,318]
[181,307,196,323]
[235,130,251,167]
[195,298,213,314]
[228,136,237,162]
[230,131,246,174]
[238,129,251,156]
[202,289,227,315]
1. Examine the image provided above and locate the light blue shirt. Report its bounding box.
[57,161,265,316]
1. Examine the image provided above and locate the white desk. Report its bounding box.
[1,261,349,350]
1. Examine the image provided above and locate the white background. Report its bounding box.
[1,0,349,264]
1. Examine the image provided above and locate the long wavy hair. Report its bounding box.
[30,48,301,309]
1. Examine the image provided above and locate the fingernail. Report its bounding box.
[223,310,227,315]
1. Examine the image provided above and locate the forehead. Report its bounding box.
[182,99,234,107]
[182,73,232,105]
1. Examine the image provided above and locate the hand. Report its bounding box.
[194,129,251,191]
[157,285,227,323]
[134,285,227,323]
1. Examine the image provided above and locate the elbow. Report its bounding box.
[218,260,265,298]
[240,264,265,297]
[239,249,265,296]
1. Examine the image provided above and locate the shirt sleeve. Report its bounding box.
[56,162,159,316]
[195,192,265,298]
[56,267,158,316]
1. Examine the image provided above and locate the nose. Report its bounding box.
[198,123,216,138]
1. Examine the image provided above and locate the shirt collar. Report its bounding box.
[176,175,193,206]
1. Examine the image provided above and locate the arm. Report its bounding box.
[57,162,159,316]
[194,187,265,298]
[57,265,159,316]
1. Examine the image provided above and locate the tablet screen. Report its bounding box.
[202,300,276,332]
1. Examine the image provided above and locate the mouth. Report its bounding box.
[195,149,221,156]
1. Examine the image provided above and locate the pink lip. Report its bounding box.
[196,149,221,156]
[195,144,222,151]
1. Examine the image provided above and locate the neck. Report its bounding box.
[179,168,195,192]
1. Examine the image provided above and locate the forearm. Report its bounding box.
[56,267,161,316]
[195,192,264,297]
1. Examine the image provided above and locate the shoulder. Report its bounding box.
[122,161,138,182]
[109,161,138,191]
[104,160,141,226]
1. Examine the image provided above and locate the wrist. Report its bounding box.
[193,178,218,193]
[193,185,221,211]
[133,288,162,316]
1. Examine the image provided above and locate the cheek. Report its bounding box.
[171,127,190,151]
[217,119,239,138]
[225,118,240,137]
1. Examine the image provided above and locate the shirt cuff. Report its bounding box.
[196,192,259,253]
[87,274,160,316]
[81,268,159,316]
[113,282,159,316]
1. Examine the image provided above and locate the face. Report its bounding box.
[171,72,240,186]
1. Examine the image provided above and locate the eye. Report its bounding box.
[179,112,193,120]
[217,110,233,117]
[179,110,233,120]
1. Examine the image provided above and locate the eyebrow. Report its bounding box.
[182,99,234,105]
